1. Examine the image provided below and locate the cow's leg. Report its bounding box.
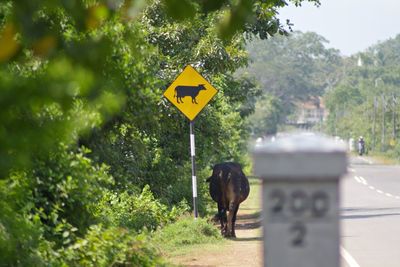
[231,204,240,238]
[221,209,228,236]
[193,97,198,104]
[227,201,238,238]
[179,97,184,103]
[218,203,227,236]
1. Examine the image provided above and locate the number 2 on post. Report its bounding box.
[290,221,306,247]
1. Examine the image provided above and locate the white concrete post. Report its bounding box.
[253,133,348,267]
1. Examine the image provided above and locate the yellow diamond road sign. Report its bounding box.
[163,65,218,121]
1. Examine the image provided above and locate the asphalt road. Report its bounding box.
[341,156,400,267]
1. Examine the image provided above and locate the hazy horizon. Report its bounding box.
[278,0,400,56]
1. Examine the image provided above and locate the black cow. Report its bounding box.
[174,84,206,104]
[206,162,250,238]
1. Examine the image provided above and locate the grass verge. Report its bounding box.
[151,179,262,264]
[151,215,224,257]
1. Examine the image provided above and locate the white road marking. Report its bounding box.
[341,246,361,267]
[358,176,367,185]
[353,176,400,200]
[348,168,355,173]
[354,176,367,185]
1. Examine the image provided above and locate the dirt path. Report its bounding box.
[170,181,263,267]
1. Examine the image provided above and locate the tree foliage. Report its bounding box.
[1,0,320,265]
[325,34,400,156]
[242,31,342,135]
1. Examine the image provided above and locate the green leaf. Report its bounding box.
[163,0,196,20]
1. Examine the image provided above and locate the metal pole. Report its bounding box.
[382,94,386,151]
[392,94,396,139]
[373,96,377,151]
[190,121,198,218]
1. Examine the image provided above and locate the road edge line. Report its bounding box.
[340,246,361,267]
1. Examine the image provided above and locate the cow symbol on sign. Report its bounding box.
[174,84,206,104]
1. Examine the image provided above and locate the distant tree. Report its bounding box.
[325,34,400,155]
[242,31,342,134]
[247,94,282,136]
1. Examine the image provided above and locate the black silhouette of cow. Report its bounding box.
[206,162,250,238]
[174,84,206,104]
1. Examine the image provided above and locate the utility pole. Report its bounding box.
[381,94,386,152]
[373,96,377,151]
[334,105,338,137]
[392,94,397,140]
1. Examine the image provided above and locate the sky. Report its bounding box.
[278,0,400,56]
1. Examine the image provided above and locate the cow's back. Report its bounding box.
[208,162,250,206]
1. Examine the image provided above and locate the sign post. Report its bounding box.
[252,133,347,267]
[189,121,198,218]
[163,65,218,218]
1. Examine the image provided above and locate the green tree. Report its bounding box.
[242,31,342,135]
[247,94,282,136]
[324,34,400,156]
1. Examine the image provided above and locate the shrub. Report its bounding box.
[31,144,114,245]
[0,173,45,266]
[0,180,176,266]
[94,185,189,231]
[43,225,171,267]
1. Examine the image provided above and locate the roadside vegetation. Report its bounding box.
[242,31,343,135]
[2,0,399,264]
[0,0,321,266]
[324,35,400,160]
[152,216,224,256]
[243,30,400,162]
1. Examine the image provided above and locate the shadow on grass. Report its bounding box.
[231,236,263,242]
[234,210,262,231]
[240,207,261,211]
[235,220,261,230]
[236,211,261,220]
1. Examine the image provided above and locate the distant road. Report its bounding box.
[341,156,400,267]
